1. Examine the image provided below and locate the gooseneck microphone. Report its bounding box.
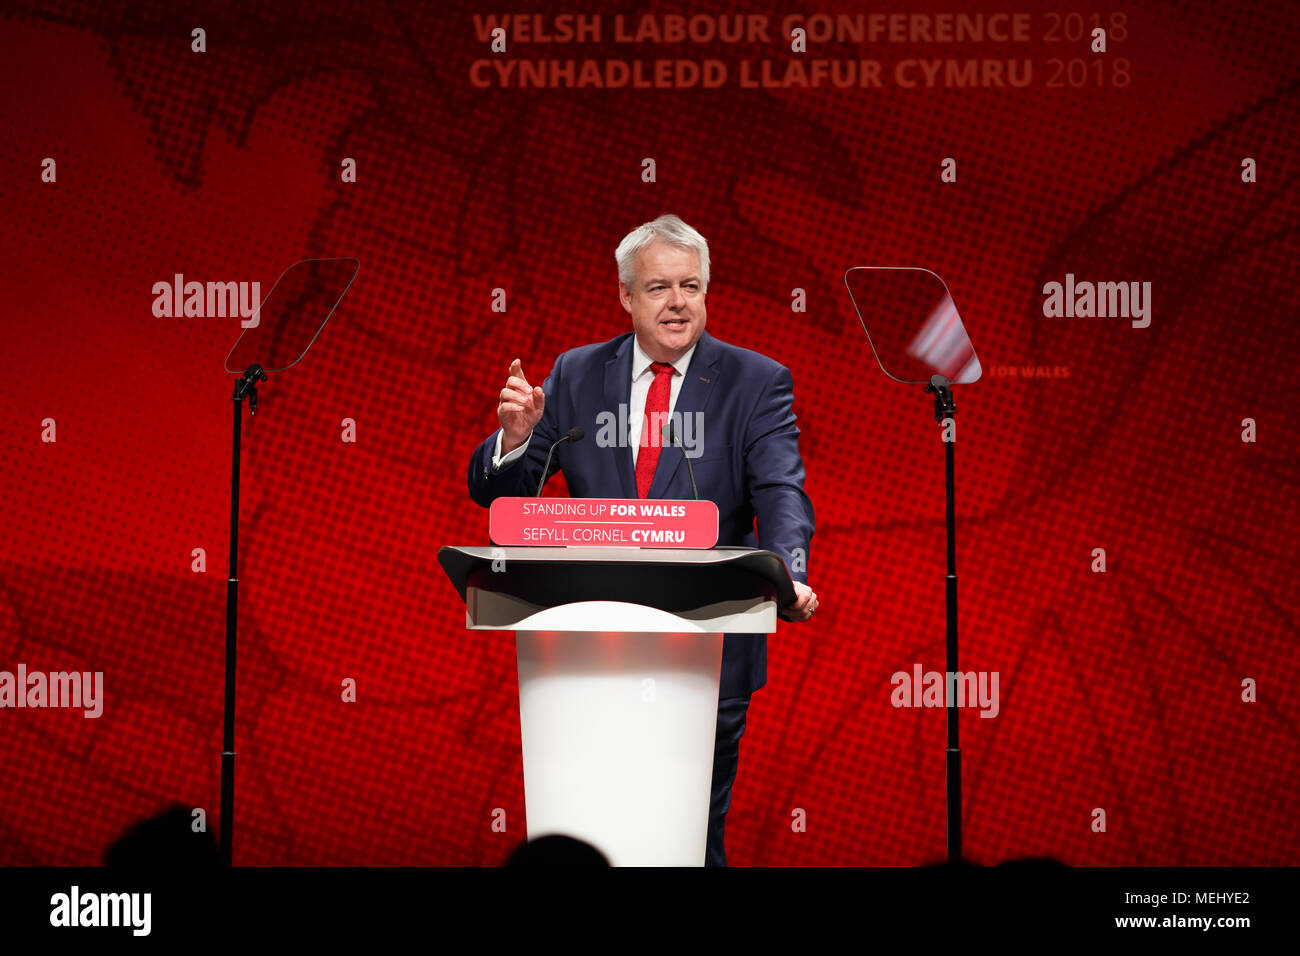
[536,426,584,496]
[663,421,699,500]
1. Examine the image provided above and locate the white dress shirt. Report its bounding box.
[492,337,697,471]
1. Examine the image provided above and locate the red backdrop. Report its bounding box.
[1,0,1297,865]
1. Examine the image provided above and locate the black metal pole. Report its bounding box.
[926,375,961,864]
[221,365,264,867]
[943,426,961,864]
[220,386,240,866]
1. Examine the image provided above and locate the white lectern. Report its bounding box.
[437,545,794,866]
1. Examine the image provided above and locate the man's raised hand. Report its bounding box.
[498,358,545,453]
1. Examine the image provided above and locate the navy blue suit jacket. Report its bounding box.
[468,330,814,697]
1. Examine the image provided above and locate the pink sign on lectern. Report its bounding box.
[489,497,719,548]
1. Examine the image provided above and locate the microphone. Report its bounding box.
[662,421,699,500]
[536,426,584,496]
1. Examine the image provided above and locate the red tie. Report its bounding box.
[635,362,676,498]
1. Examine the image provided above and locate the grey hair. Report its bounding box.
[615,214,710,292]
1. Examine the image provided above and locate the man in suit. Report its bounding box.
[467,213,817,865]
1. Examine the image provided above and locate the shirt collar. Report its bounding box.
[632,336,696,381]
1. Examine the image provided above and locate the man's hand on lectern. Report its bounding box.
[781,581,818,622]
[498,358,545,454]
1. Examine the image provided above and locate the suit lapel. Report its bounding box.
[649,332,719,499]
[603,335,637,499]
